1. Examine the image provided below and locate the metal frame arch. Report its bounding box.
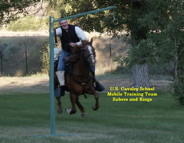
[49,6,116,136]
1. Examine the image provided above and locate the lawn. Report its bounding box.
[0,91,184,143]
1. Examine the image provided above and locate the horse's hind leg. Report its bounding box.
[92,92,99,111]
[76,97,86,117]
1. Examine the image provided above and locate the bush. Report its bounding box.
[40,44,49,74]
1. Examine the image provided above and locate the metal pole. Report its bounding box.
[53,6,116,23]
[49,16,55,136]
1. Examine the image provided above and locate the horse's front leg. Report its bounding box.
[76,96,87,117]
[69,93,77,114]
[92,92,99,111]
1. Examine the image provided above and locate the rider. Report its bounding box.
[54,19,104,95]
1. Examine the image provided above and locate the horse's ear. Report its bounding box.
[90,38,93,44]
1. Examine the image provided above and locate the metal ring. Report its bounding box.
[113,18,118,25]
[112,9,118,25]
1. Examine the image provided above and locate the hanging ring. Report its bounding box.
[112,9,118,25]
[112,18,118,25]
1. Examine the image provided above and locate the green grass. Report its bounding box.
[0,91,184,143]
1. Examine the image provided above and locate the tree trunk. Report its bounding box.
[132,64,150,88]
[173,35,184,104]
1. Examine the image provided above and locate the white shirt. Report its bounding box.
[55,26,88,46]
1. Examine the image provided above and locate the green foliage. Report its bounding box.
[163,0,184,103]
[128,39,156,65]
[51,0,126,32]
[174,81,184,105]
[7,16,48,31]
[0,0,41,25]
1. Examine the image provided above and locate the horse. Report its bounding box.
[64,39,99,116]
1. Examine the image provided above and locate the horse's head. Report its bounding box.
[81,38,96,66]
[68,38,96,67]
[70,44,81,55]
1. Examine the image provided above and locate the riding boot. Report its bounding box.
[91,71,105,92]
[95,81,105,92]
[54,87,61,97]
[56,97,63,114]
[60,86,65,96]
[56,71,65,86]
[56,70,65,96]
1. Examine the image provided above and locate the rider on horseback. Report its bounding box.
[54,19,104,96]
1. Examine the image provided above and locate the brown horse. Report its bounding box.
[64,39,99,116]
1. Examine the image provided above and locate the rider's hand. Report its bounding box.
[69,42,77,48]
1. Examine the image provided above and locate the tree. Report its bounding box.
[129,0,184,102]
[0,0,41,25]
[128,0,151,87]
[165,0,184,104]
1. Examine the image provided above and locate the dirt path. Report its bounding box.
[0,75,172,94]
[0,76,49,94]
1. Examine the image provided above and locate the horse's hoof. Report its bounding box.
[65,108,71,114]
[92,106,99,111]
[70,110,76,115]
[65,108,76,115]
[81,112,87,117]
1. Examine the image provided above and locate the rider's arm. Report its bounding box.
[75,26,88,46]
[55,27,62,37]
